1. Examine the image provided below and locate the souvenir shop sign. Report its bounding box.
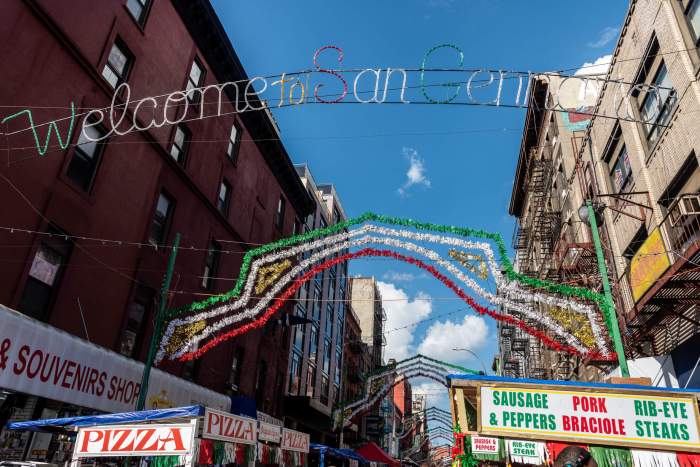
[0,305,229,414]
[470,436,498,454]
[75,423,195,457]
[479,384,700,452]
[203,408,257,445]
[259,421,282,443]
[281,428,310,453]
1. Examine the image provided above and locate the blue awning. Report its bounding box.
[7,405,204,432]
[447,374,700,393]
[311,443,368,465]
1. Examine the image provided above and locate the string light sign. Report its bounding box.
[1,44,673,157]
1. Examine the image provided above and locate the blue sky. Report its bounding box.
[211,0,627,410]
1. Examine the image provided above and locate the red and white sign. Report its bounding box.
[471,436,499,454]
[203,408,257,445]
[75,423,194,457]
[259,421,282,443]
[0,305,229,413]
[281,428,310,453]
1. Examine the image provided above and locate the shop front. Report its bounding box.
[448,375,700,467]
[0,305,230,462]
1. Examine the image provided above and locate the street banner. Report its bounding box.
[0,305,229,413]
[202,408,257,445]
[259,421,282,443]
[75,423,195,457]
[281,428,310,453]
[479,385,700,452]
[470,436,498,454]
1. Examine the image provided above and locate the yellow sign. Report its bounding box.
[629,227,670,302]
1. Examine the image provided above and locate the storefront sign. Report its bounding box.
[203,408,257,445]
[75,423,194,457]
[258,411,283,426]
[470,436,498,454]
[629,228,671,302]
[259,421,282,443]
[281,428,310,453]
[507,440,539,458]
[479,385,700,452]
[0,305,229,413]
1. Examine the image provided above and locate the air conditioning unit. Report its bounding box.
[669,194,700,226]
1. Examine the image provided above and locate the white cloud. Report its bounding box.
[417,315,489,365]
[382,271,427,282]
[398,147,431,196]
[377,281,432,361]
[588,27,620,48]
[575,54,612,76]
[383,271,415,282]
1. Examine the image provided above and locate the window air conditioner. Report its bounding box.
[668,194,700,226]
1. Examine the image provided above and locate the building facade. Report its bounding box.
[349,277,387,368]
[506,0,700,386]
[579,0,700,386]
[0,0,312,455]
[284,164,348,444]
[341,303,373,446]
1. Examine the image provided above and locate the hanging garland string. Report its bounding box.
[164,213,607,321]
[158,230,609,362]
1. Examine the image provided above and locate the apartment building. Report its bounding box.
[284,164,349,444]
[349,277,387,368]
[578,0,700,386]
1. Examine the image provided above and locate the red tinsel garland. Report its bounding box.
[180,248,611,361]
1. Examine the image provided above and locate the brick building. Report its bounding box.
[0,0,312,448]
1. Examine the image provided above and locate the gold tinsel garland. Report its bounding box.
[547,306,596,349]
[255,260,292,294]
[165,320,207,356]
[449,249,488,280]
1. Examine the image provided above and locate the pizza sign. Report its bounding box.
[75,423,194,457]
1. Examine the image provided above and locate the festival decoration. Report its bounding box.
[449,249,488,280]
[155,215,613,367]
[1,45,670,158]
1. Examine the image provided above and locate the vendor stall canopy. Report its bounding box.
[7,405,205,433]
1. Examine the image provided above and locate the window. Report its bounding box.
[325,304,333,337]
[202,241,221,290]
[334,348,342,385]
[218,180,231,215]
[609,145,633,193]
[323,338,332,374]
[169,125,189,164]
[126,0,150,25]
[255,360,267,404]
[186,58,205,103]
[312,285,322,321]
[229,347,244,391]
[275,196,286,230]
[320,375,329,405]
[309,324,319,362]
[638,61,675,146]
[119,286,155,357]
[19,227,72,321]
[227,122,241,163]
[684,0,700,45]
[333,206,342,225]
[149,192,173,245]
[66,122,106,191]
[306,364,316,397]
[101,40,132,89]
[293,304,305,351]
[289,352,302,395]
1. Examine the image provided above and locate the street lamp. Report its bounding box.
[451,348,487,375]
[579,200,630,378]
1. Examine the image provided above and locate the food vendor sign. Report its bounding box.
[479,385,700,452]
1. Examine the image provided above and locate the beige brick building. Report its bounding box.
[506,0,700,385]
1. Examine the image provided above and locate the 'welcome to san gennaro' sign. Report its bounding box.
[479,384,700,452]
